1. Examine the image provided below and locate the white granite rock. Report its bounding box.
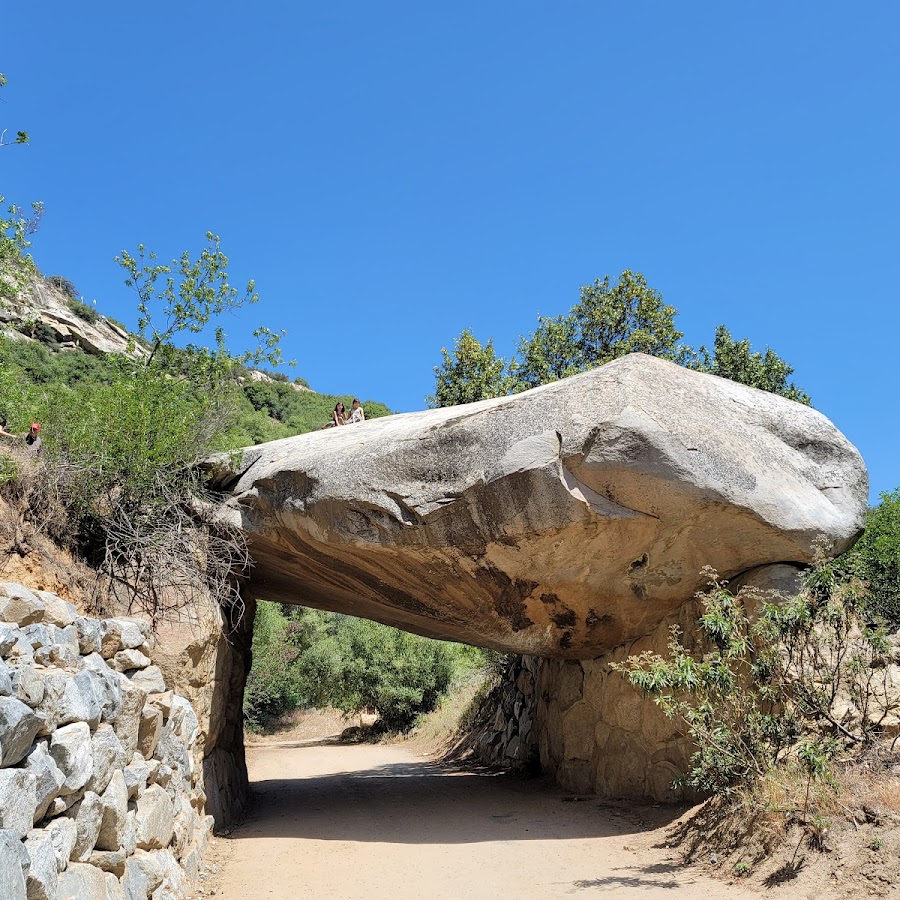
[126,667,165,695]
[0,696,42,766]
[112,650,151,673]
[0,828,27,900]
[0,769,38,838]
[50,722,94,795]
[134,785,174,851]
[33,593,77,628]
[23,828,58,900]
[42,817,76,872]
[111,677,147,758]
[96,771,128,852]
[22,739,66,823]
[85,725,126,795]
[64,791,102,862]
[0,584,44,627]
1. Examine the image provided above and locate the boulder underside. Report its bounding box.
[217,354,867,659]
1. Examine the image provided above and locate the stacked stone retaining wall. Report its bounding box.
[0,582,211,899]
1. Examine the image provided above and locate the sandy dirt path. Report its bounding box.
[208,736,760,900]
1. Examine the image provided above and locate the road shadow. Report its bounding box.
[226,744,692,847]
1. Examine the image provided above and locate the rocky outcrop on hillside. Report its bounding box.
[0,582,211,899]
[215,353,868,658]
[0,275,145,357]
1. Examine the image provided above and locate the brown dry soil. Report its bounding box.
[199,722,764,900]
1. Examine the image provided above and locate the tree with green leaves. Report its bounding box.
[428,328,507,407]
[0,74,29,148]
[116,232,291,377]
[837,489,900,628]
[0,196,43,302]
[690,325,811,405]
[432,270,810,406]
[509,271,689,391]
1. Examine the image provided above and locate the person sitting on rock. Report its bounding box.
[330,402,347,427]
[348,399,365,424]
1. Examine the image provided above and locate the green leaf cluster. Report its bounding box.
[429,270,810,407]
[613,554,897,796]
[244,601,485,732]
[836,489,900,627]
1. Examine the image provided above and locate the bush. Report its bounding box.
[244,602,483,732]
[837,489,900,628]
[46,275,79,300]
[614,551,898,796]
[66,297,100,324]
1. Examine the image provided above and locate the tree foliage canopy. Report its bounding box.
[430,270,810,407]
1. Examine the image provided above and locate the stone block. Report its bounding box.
[77,656,123,726]
[0,658,12,696]
[137,707,162,760]
[112,677,147,758]
[126,667,165,695]
[167,696,198,748]
[112,650,151,673]
[33,593,77,628]
[96,771,128,852]
[23,828,57,900]
[86,725,126,795]
[23,739,66,823]
[0,696,42,767]
[74,619,101,656]
[41,818,76,872]
[123,754,149,800]
[64,791,102,862]
[49,723,93,796]
[134,785,174,851]
[0,828,27,900]
[58,862,117,900]
[0,769,38,838]
[9,664,43,708]
[88,849,126,877]
[0,584,44,627]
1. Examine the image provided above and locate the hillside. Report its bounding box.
[0,269,392,441]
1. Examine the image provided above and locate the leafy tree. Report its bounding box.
[432,270,810,406]
[0,197,43,302]
[837,489,900,627]
[0,74,29,148]
[510,271,689,391]
[116,232,291,376]
[46,275,79,300]
[428,328,507,407]
[614,552,897,799]
[690,325,811,405]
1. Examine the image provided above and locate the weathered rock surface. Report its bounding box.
[216,354,867,657]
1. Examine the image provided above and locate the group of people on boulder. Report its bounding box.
[325,399,365,429]
[0,419,42,455]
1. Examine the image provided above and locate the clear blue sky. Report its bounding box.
[3,2,897,502]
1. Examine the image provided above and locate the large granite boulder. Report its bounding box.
[215,354,867,658]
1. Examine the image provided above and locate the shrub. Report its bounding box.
[46,275,79,300]
[66,297,100,324]
[837,489,900,628]
[614,550,898,796]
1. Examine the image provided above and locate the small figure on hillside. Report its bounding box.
[23,422,42,455]
[348,399,365,424]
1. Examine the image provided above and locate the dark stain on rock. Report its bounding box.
[586,609,613,630]
[552,609,577,628]
[540,592,561,606]
[559,631,573,650]
[630,553,649,571]
[475,567,536,632]
[630,582,647,600]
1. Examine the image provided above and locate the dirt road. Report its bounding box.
[209,736,760,900]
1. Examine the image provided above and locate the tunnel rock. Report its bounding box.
[214,353,867,658]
